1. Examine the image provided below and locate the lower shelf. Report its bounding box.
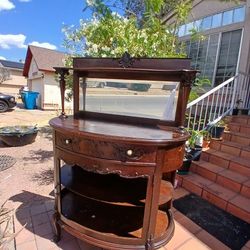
[61,189,169,239]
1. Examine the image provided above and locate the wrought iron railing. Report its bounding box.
[186,72,250,131]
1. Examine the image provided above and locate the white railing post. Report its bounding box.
[186,75,241,131]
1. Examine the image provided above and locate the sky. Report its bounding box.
[0,0,91,62]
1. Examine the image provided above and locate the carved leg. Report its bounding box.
[145,235,154,250]
[52,212,61,242]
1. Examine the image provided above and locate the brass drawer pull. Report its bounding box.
[126,149,133,156]
[64,139,72,145]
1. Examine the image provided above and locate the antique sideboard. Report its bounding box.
[49,54,196,250]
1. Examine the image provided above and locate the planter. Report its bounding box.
[177,156,192,175]
[202,139,210,149]
[239,109,249,115]
[177,146,202,175]
[232,108,239,115]
[210,126,225,139]
[0,126,38,146]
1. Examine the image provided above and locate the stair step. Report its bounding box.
[177,173,250,223]
[229,122,250,135]
[201,149,250,176]
[210,140,250,159]
[231,115,250,125]
[191,160,225,181]
[223,131,250,146]
[191,160,250,194]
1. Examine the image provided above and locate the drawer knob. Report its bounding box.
[65,139,71,145]
[126,149,133,156]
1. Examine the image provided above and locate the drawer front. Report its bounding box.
[162,145,185,173]
[75,138,156,163]
[55,132,156,163]
[55,132,74,151]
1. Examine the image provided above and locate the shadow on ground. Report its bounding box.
[38,126,53,141]
[31,169,54,186]
[23,149,53,163]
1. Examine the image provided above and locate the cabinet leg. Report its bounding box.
[52,212,61,242]
[146,236,154,250]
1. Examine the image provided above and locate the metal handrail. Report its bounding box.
[186,72,250,131]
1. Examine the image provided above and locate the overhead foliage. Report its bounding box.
[62,0,193,58]
[63,0,237,59]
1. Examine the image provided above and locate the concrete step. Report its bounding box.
[201,149,250,177]
[191,160,250,196]
[176,172,250,223]
[209,140,250,159]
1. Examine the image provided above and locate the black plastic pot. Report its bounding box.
[232,108,239,115]
[0,126,38,146]
[177,146,202,175]
[210,126,225,139]
[240,109,249,115]
[177,153,193,175]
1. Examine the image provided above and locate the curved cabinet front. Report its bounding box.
[50,117,187,250]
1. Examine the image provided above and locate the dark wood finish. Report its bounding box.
[51,55,196,250]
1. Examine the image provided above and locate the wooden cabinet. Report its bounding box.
[50,54,196,249]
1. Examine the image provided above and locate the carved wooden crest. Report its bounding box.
[119,52,135,68]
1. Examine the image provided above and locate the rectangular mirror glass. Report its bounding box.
[79,78,180,121]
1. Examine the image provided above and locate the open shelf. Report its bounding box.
[61,189,169,238]
[61,165,173,206]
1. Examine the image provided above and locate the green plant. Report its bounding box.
[188,77,211,102]
[215,119,226,127]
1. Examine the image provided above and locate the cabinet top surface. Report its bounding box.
[49,116,188,145]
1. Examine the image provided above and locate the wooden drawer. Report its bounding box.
[55,132,157,163]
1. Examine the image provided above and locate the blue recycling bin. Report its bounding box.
[21,91,39,109]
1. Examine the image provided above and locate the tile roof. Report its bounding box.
[23,45,67,77]
[0,60,24,70]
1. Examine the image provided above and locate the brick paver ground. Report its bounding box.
[0,108,249,250]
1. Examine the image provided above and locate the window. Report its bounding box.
[185,34,219,82]
[212,13,222,28]
[222,10,233,26]
[178,25,186,37]
[186,22,194,34]
[215,30,242,85]
[178,6,245,37]
[201,16,212,30]
[233,6,245,23]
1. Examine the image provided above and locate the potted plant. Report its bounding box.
[202,130,211,149]
[177,130,203,175]
[232,99,243,115]
[209,120,226,139]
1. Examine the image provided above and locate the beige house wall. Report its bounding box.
[0,68,26,96]
[27,57,44,109]
[27,58,72,110]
